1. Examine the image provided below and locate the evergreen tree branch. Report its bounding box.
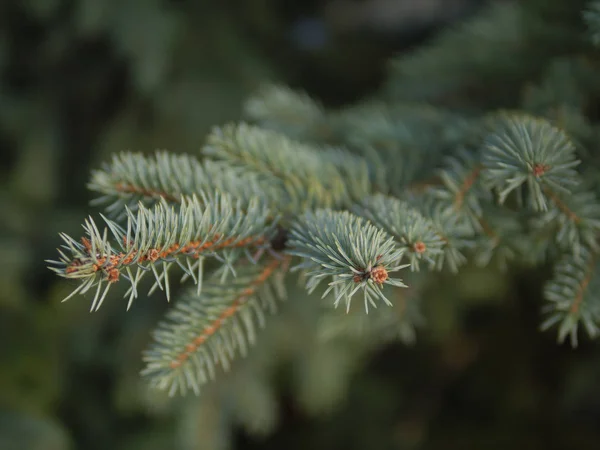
[534,186,600,256]
[409,199,476,273]
[203,123,366,211]
[470,206,520,270]
[354,194,445,272]
[453,164,482,211]
[142,256,289,396]
[333,103,470,195]
[542,248,600,346]
[88,151,275,218]
[481,114,580,210]
[44,0,600,405]
[287,209,408,312]
[428,148,491,233]
[336,104,427,193]
[47,193,275,311]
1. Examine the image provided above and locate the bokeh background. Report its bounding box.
[2,1,600,449]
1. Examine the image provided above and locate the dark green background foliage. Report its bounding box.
[2,0,600,449]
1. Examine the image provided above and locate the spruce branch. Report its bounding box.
[339,104,426,193]
[481,114,580,210]
[542,248,600,346]
[533,186,600,257]
[320,147,371,203]
[470,206,520,270]
[354,194,445,272]
[410,199,476,273]
[287,209,408,312]
[88,151,275,218]
[203,123,363,211]
[334,102,466,194]
[429,148,491,232]
[142,257,289,396]
[47,193,274,311]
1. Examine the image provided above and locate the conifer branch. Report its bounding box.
[354,194,445,272]
[427,149,512,267]
[336,104,425,193]
[287,209,408,312]
[481,114,580,210]
[47,194,275,311]
[320,147,371,203]
[470,207,520,269]
[429,149,490,232]
[453,165,483,211]
[410,199,475,273]
[535,187,600,256]
[203,123,363,211]
[543,186,581,224]
[88,151,275,218]
[333,103,467,195]
[542,248,600,346]
[44,0,600,404]
[142,257,289,396]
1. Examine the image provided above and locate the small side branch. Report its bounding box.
[48,194,274,309]
[169,257,285,369]
[142,256,290,396]
[571,255,596,314]
[543,186,581,224]
[454,165,482,210]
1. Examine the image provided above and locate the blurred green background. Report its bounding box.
[2,1,600,449]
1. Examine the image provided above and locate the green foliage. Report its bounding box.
[542,247,600,346]
[410,199,475,273]
[235,0,600,351]
[88,151,273,217]
[41,6,600,448]
[142,259,287,396]
[288,209,407,312]
[203,123,369,211]
[355,194,445,271]
[48,193,274,310]
[481,114,580,210]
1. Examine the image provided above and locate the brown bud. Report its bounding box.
[147,248,160,262]
[370,265,388,284]
[532,163,550,177]
[413,241,427,254]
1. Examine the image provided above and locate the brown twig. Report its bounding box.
[454,165,482,210]
[543,186,581,224]
[571,256,596,314]
[114,182,180,203]
[66,234,267,283]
